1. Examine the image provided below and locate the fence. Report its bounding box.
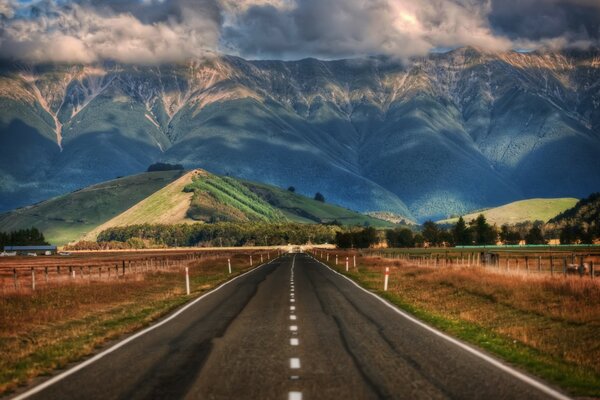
[0,250,276,294]
[312,248,599,279]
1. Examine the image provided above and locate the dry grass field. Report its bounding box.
[0,249,275,395]
[314,249,600,397]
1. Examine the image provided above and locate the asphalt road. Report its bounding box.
[13,253,568,400]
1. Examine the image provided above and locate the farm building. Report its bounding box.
[3,245,57,255]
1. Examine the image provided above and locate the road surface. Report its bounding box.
[12,253,568,400]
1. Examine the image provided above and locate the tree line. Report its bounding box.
[96,222,343,247]
[0,228,49,248]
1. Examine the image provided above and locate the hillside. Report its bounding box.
[548,193,600,227]
[0,169,391,244]
[0,171,184,245]
[242,181,393,227]
[1,48,600,220]
[437,198,579,226]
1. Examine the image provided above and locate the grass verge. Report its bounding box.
[0,253,262,396]
[317,251,600,398]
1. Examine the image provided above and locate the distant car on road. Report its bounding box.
[26,252,38,257]
[0,251,16,257]
[59,251,72,256]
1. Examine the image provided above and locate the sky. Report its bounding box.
[0,0,598,63]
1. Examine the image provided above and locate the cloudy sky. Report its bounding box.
[0,0,598,63]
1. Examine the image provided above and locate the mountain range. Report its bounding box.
[1,47,599,221]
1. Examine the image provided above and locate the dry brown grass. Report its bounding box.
[0,250,271,395]
[315,249,600,396]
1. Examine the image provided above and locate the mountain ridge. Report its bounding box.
[1,47,599,220]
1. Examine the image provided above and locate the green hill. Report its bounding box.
[0,169,392,245]
[242,181,393,227]
[0,171,184,245]
[548,193,600,226]
[437,198,579,226]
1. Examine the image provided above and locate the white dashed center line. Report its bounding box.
[290,358,301,369]
[288,255,302,400]
[289,391,302,400]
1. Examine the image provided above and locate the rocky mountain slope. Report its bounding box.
[1,47,599,220]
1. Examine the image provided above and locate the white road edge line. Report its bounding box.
[290,358,301,369]
[11,258,279,400]
[310,255,572,400]
[290,338,299,346]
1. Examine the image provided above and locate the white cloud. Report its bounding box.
[0,0,596,63]
[219,0,512,60]
[0,1,220,63]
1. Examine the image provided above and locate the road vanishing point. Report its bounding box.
[11,253,569,400]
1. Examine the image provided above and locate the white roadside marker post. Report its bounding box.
[228,258,232,274]
[31,268,36,291]
[384,267,389,291]
[335,254,338,265]
[261,254,264,263]
[185,267,190,295]
[345,257,349,272]
[353,255,356,268]
[327,253,329,262]
[250,255,253,266]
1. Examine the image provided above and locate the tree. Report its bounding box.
[472,214,497,245]
[413,234,425,247]
[525,226,546,245]
[335,232,353,248]
[386,228,415,248]
[559,225,578,244]
[422,220,440,246]
[147,162,184,172]
[438,230,454,247]
[452,216,471,246]
[314,192,325,202]
[287,186,296,193]
[500,225,522,245]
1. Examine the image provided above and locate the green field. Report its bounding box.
[437,198,578,226]
[0,171,184,245]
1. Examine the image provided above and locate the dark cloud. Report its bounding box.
[489,0,600,43]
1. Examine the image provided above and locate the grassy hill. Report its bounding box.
[0,169,391,245]
[437,198,579,226]
[0,171,184,245]
[185,174,286,223]
[242,181,393,228]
